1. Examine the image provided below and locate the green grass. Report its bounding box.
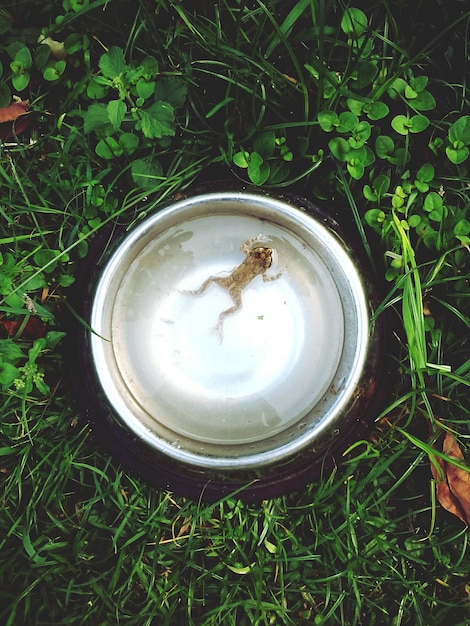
[1,1,470,624]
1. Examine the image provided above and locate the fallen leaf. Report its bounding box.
[0,100,33,140]
[0,315,47,339]
[430,431,470,525]
[0,100,30,123]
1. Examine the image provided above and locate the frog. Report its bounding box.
[183,234,281,338]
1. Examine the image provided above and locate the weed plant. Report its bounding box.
[0,1,469,625]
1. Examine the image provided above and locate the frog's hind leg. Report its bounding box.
[182,275,230,296]
[215,294,242,340]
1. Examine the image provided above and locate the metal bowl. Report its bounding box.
[74,188,384,500]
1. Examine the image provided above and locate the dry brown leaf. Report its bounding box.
[430,431,470,525]
[0,100,33,140]
[0,315,47,339]
[0,100,30,123]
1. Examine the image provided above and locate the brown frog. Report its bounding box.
[183,235,281,338]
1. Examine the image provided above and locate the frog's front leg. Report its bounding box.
[240,234,266,255]
[262,269,282,282]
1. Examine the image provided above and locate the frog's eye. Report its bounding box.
[253,247,269,256]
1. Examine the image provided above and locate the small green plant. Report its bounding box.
[232,131,294,185]
[444,115,470,164]
[0,32,87,107]
[9,45,32,91]
[12,337,50,396]
[363,117,470,281]
[0,337,23,389]
[81,45,187,188]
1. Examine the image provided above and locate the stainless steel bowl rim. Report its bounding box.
[89,191,372,470]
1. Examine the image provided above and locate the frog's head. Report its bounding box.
[250,246,273,269]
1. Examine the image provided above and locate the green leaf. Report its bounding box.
[317,110,339,132]
[87,78,108,99]
[45,331,67,348]
[136,78,155,100]
[0,339,24,362]
[34,376,50,395]
[341,8,368,37]
[409,115,429,133]
[412,91,436,111]
[347,159,364,179]
[34,249,59,272]
[0,361,19,387]
[405,84,417,99]
[95,136,123,159]
[367,101,389,120]
[429,206,446,222]
[14,46,32,69]
[349,120,371,148]
[107,99,126,131]
[424,192,443,213]
[408,215,421,228]
[363,185,376,202]
[131,157,163,189]
[153,77,187,108]
[43,61,66,81]
[364,209,386,230]
[83,103,112,135]
[364,174,390,201]
[391,114,429,135]
[416,163,434,183]
[99,46,126,78]
[248,151,263,168]
[391,114,411,135]
[59,274,75,287]
[337,111,358,133]
[415,181,429,193]
[246,152,270,185]
[64,33,85,54]
[119,132,139,155]
[253,131,275,157]
[375,135,394,159]
[388,147,410,166]
[34,43,51,70]
[354,60,377,88]
[22,274,46,291]
[11,71,29,91]
[454,219,470,236]
[226,563,256,575]
[43,66,59,81]
[233,151,249,168]
[374,174,391,196]
[328,137,350,161]
[346,99,363,116]
[387,77,407,100]
[140,55,159,79]
[364,145,375,167]
[446,145,469,164]
[448,115,470,145]
[135,101,174,139]
[410,76,428,92]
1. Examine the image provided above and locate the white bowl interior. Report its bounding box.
[90,193,369,469]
